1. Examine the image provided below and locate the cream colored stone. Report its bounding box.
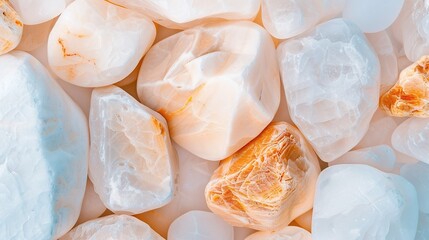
[245,226,312,240]
[48,0,155,87]
[10,0,70,25]
[0,0,22,55]
[137,21,280,161]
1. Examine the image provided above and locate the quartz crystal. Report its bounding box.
[105,0,259,29]
[0,51,88,239]
[0,0,22,55]
[89,85,177,214]
[400,163,429,214]
[277,18,380,162]
[48,0,156,87]
[205,122,320,231]
[60,215,164,240]
[168,211,234,240]
[137,21,280,161]
[9,0,70,25]
[76,179,107,224]
[312,164,419,240]
[380,55,429,117]
[392,118,429,164]
[245,226,311,240]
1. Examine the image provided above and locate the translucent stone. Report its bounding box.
[261,0,346,39]
[0,0,22,55]
[245,226,311,240]
[137,21,280,161]
[0,51,88,239]
[9,0,70,25]
[48,0,156,87]
[401,163,429,214]
[105,0,259,29]
[313,164,418,240]
[205,122,320,231]
[76,179,106,225]
[89,86,177,214]
[16,19,55,52]
[392,117,429,164]
[60,215,164,240]
[329,145,396,172]
[342,0,404,33]
[381,56,429,117]
[168,211,234,240]
[277,18,380,162]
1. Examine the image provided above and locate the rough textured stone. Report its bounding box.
[277,18,380,162]
[89,86,177,214]
[401,163,429,214]
[0,51,88,240]
[48,0,156,87]
[245,226,311,240]
[313,164,418,240]
[137,21,280,161]
[0,0,22,55]
[205,122,320,231]
[9,0,70,25]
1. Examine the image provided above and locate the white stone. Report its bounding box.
[277,18,380,162]
[0,51,88,239]
[330,145,396,172]
[10,0,70,25]
[60,215,164,240]
[105,0,260,29]
[89,85,177,214]
[416,212,429,240]
[168,211,234,240]
[401,163,429,214]
[76,179,106,225]
[245,226,312,240]
[342,0,404,33]
[312,164,418,240]
[261,0,346,39]
[392,118,429,164]
[137,21,280,161]
[48,0,156,87]
[0,0,22,55]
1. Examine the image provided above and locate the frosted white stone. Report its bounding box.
[0,51,88,239]
[76,179,106,225]
[312,164,418,240]
[245,226,311,240]
[89,86,177,214]
[137,21,280,161]
[342,0,404,33]
[105,0,260,29]
[277,18,380,162]
[60,215,164,240]
[48,0,156,87]
[261,0,346,39]
[392,118,429,164]
[168,211,234,240]
[401,163,429,214]
[10,0,70,25]
[0,0,22,55]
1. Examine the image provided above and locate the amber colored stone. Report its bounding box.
[205,122,320,231]
[380,55,429,117]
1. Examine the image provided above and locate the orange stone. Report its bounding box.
[380,55,429,117]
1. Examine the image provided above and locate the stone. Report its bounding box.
[76,179,107,225]
[137,21,280,161]
[168,211,234,240]
[392,117,429,164]
[277,18,380,162]
[0,51,88,239]
[380,55,429,117]
[60,215,164,240]
[416,212,429,240]
[89,85,177,214]
[48,0,156,87]
[245,226,312,240]
[400,163,429,214]
[9,0,70,25]
[312,164,419,240]
[329,145,396,172]
[0,0,22,55]
[105,0,259,29]
[261,0,345,39]
[342,0,404,33]
[205,122,320,231]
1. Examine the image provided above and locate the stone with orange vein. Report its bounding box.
[0,0,22,55]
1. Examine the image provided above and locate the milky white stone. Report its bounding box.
[76,179,107,225]
[106,0,259,29]
[312,164,418,240]
[0,0,22,55]
[137,21,280,161]
[245,226,312,240]
[401,163,429,214]
[168,211,234,240]
[261,0,346,39]
[10,0,70,25]
[416,212,429,240]
[278,18,380,162]
[0,51,88,239]
[392,118,429,164]
[16,19,55,52]
[89,86,177,214]
[60,215,164,240]
[48,0,156,87]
